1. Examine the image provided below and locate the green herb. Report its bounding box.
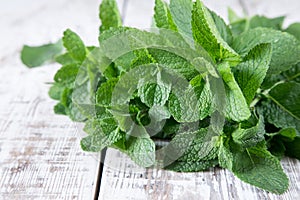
[21,0,300,194]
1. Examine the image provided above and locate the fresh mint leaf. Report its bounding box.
[232,27,300,74]
[268,82,300,120]
[154,0,177,30]
[138,83,171,107]
[232,144,289,194]
[284,137,300,160]
[21,40,63,68]
[169,0,193,38]
[62,29,86,62]
[48,83,64,100]
[232,117,265,149]
[96,78,118,107]
[218,62,251,122]
[80,116,121,152]
[285,23,300,41]
[234,43,272,105]
[54,63,79,87]
[259,101,300,134]
[165,159,218,172]
[191,0,240,64]
[148,49,199,80]
[99,0,122,33]
[209,9,233,44]
[125,137,156,167]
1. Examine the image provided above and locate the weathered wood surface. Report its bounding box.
[1,0,300,200]
[0,0,106,199]
[99,0,300,200]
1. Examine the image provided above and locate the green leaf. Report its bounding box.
[209,9,233,44]
[125,137,156,167]
[169,0,193,38]
[55,53,76,65]
[268,82,300,120]
[191,0,240,64]
[54,63,79,87]
[232,27,300,74]
[282,63,300,83]
[230,15,284,37]
[62,29,86,62]
[285,23,300,41]
[48,83,64,100]
[99,0,122,33]
[138,83,171,107]
[168,88,199,122]
[218,62,251,122]
[284,137,300,160]
[260,101,300,133]
[96,78,119,107]
[54,103,66,115]
[190,76,212,120]
[232,117,265,149]
[148,49,199,80]
[164,159,218,172]
[249,16,285,30]
[21,40,63,68]
[232,144,289,194]
[80,116,121,152]
[154,0,177,30]
[234,43,272,105]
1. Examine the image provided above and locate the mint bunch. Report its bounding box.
[21,0,300,194]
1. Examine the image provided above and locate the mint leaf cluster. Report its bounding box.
[21,0,300,194]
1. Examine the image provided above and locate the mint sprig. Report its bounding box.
[21,0,300,194]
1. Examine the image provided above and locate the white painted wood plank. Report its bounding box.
[99,0,300,199]
[0,0,107,199]
[99,148,300,200]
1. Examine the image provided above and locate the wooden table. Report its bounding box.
[0,0,299,199]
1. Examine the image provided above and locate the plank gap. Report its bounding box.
[94,148,107,200]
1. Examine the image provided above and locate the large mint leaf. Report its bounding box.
[260,101,300,133]
[167,87,199,122]
[232,27,300,74]
[148,49,198,80]
[190,76,212,120]
[232,145,289,194]
[80,114,121,152]
[285,23,300,41]
[209,10,233,44]
[232,117,265,149]
[164,159,218,172]
[284,137,300,160]
[169,0,193,39]
[54,63,79,87]
[63,29,86,62]
[99,0,122,33]
[161,128,219,169]
[191,0,240,64]
[138,83,171,107]
[234,43,272,105]
[21,40,63,68]
[230,16,285,36]
[218,62,251,122]
[268,82,300,121]
[126,137,156,167]
[154,0,177,30]
[96,78,118,107]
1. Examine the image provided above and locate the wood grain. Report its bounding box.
[99,148,300,200]
[0,0,105,199]
[98,0,300,200]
